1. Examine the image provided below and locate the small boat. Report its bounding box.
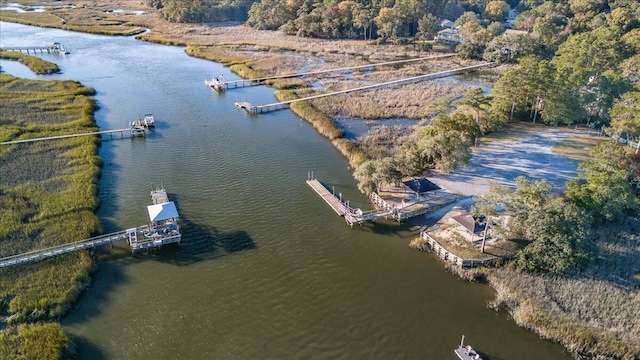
[454,335,482,360]
[143,114,155,128]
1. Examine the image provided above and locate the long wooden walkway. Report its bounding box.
[0,228,136,269]
[237,62,495,113]
[1,43,70,54]
[0,128,143,146]
[207,54,456,91]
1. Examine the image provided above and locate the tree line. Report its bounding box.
[146,0,257,22]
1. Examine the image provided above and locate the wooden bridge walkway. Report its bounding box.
[0,128,144,146]
[206,54,456,91]
[0,43,70,54]
[0,228,136,269]
[236,62,495,114]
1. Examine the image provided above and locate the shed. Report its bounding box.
[147,201,179,223]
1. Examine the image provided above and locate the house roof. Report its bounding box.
[452,213,485,234]
[440,19,455,28]
[147,201,179,222]
[402,177,440,194]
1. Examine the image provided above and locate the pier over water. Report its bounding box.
[0,42,70,54]
[0,187,181,269]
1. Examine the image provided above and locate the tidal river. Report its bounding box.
[0,22,571,359]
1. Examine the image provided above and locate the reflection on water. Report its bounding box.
[1,21,571,360]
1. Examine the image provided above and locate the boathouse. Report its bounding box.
[127,187,182,253]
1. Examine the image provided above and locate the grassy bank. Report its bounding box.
[0,322,74,359]
[0,8,147,36]
[0,71,102,357]
[486,222,640,359]
[0,50,60,74]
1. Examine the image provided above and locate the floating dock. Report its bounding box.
[306,173,460,227]
[306,172,394,227]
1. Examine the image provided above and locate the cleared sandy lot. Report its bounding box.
[428,126,586,196]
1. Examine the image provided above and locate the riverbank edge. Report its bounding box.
[2,16,634,359]
[0,59,102,357]
[414,235,640,359]
[0,50,60,74]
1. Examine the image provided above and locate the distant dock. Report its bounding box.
[206,54,457,92]
[0,42,70,54]
[236,63,495,114]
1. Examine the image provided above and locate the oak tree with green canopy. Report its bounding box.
[353,157,403,195]
[514,199,595,273]
[565,140,640,223]
[609,91,640,151]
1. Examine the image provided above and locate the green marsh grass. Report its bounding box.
[0,51,60,74]
[0,9,146,36]
[0,74,101,356]
[0,322,75,360]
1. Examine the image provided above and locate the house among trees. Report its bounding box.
[435,19,462,44]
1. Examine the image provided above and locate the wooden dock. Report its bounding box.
[306,174,461,227]
[0,187,181,269]
[207,54,456,92]
[237,62,495,114]
[0,42,70,54]
[306,173,395,227]
[306,177,347,216]
[0,127,145,146]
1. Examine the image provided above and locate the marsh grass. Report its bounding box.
[0,322,75,359]
[0,7,146,36]
[0,51,59,74]
[274,90,343,140]
[0,74,101,356]
[488,222,640,359]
